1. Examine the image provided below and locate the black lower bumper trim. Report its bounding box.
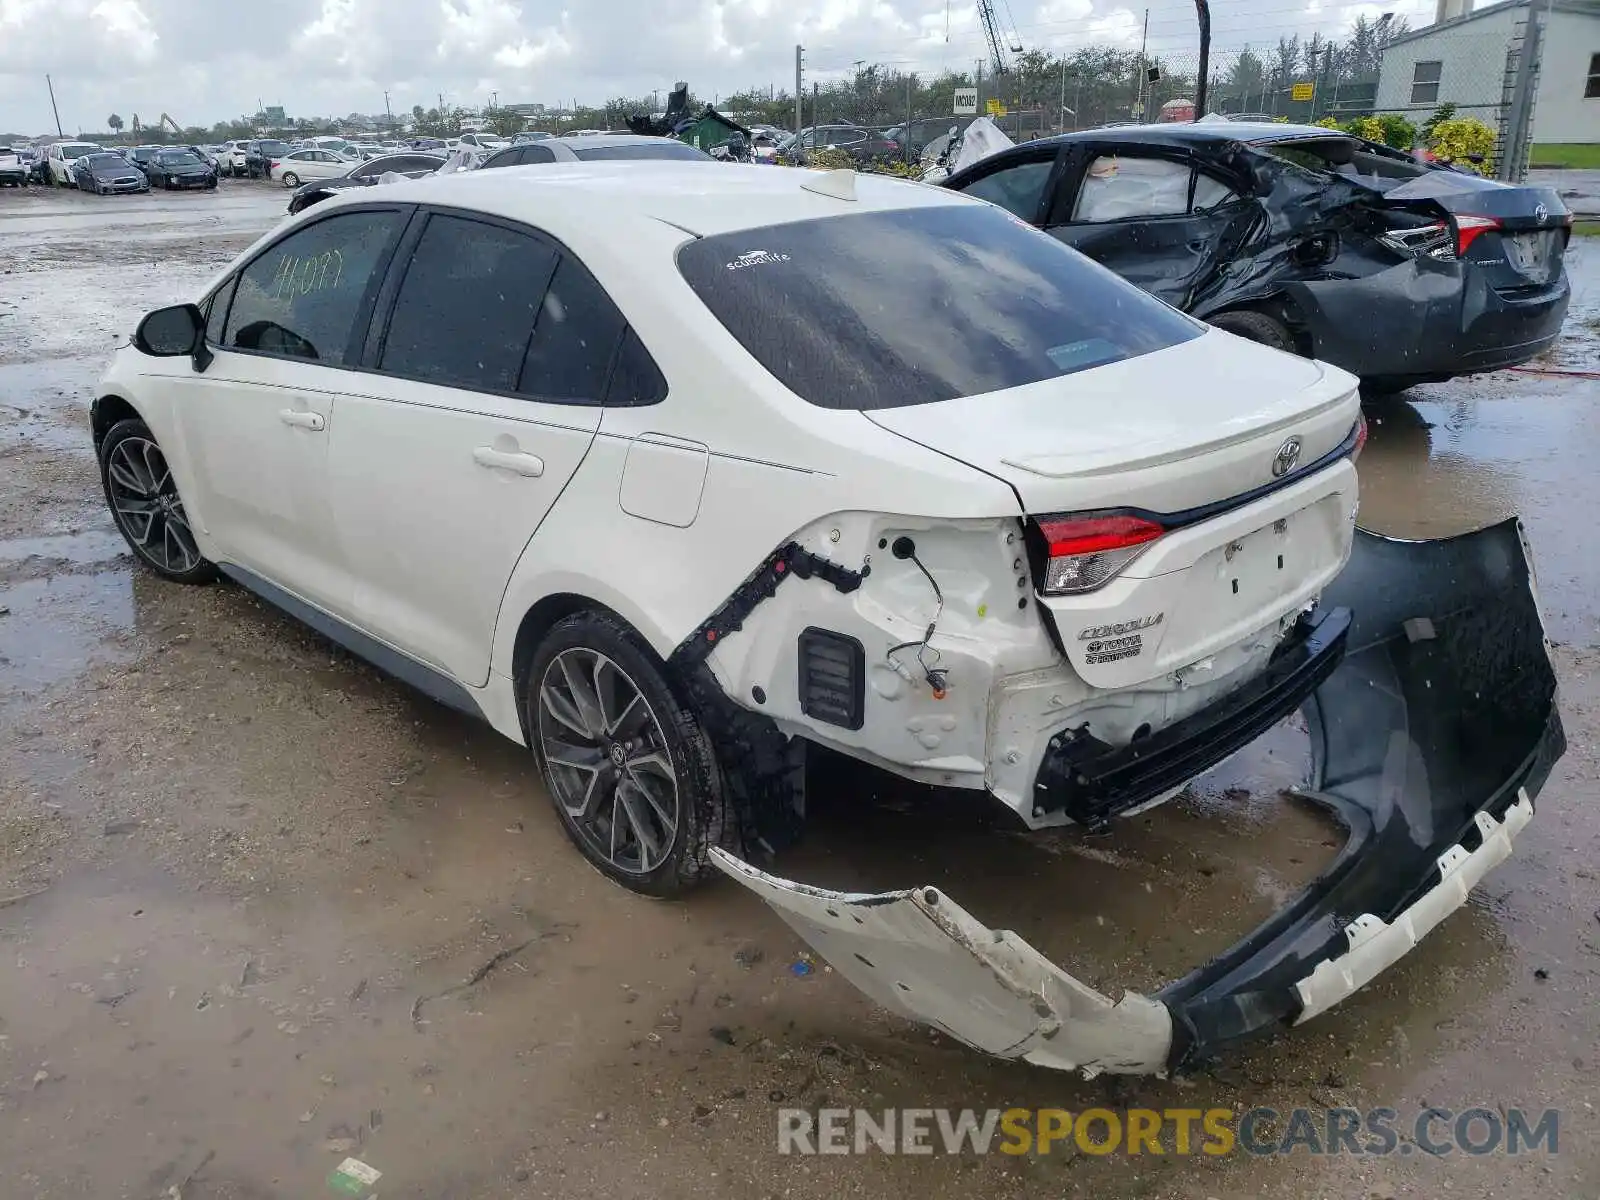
[1035,606,1350,829]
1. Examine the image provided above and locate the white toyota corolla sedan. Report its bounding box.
[95,160,1361,881]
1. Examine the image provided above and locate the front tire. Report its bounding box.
[99,418,216,584]
[1208,309,1296,354]
[524,610,730,897]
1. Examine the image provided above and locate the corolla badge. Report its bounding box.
[1272,436,1302,478]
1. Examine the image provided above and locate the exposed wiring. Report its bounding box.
[884,551,948,698]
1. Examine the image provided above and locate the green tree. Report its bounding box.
[107,113,124,135]
[485,106,525,137]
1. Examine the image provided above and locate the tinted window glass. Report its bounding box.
[572,142,708,161]
[519,255,626,402]
[676,204,1201,410]
[521,144,556,164]
[960,158,1053,219]
[380,214,558,393]
[205,277,236,344]
[605,328,667,406]
[224,210,403,365]
[479,148,525,170]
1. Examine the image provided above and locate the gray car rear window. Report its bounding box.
[675,204,1202,410]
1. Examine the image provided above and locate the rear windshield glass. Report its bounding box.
[573,142,708,161]
[676,204,1201,410]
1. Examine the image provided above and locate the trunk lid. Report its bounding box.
[862,328,1358,516]
[865,331,1362,688]
[1382,172,1570,293]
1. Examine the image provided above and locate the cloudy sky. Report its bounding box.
[2,0,1436,135]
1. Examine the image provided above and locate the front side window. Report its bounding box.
[224,209,403,365]
[1411,60,1442,104]
[1586,52,1600,98]
[676,204,1201,410]
[958,158,1054,220]
[379,214,559,394]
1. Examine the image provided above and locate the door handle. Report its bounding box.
[473,446,545,477]
[279,409,325,431]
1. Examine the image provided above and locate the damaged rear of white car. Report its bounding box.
[655,186,1561,1076]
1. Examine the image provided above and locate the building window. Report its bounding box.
[1586,52,1600,99]
[1411,60,1443,105]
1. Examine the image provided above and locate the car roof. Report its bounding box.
[1023,120,1353,153]
[323,160,976,238]
[553,134,688,151]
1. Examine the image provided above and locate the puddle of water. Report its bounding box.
[0,569,135,712]
[0,527,128,565]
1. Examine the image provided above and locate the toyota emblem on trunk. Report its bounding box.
[1272,436,1302,477]
[1534,203,1549,225]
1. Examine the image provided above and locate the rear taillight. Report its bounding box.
[1034,514,1164,595]
[1453,214,1502,256]
[270,160,280,170]
[1352,412,1368,461]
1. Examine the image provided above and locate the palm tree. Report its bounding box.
[108,113,124,135]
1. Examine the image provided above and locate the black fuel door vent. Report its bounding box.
[797,628,866,730]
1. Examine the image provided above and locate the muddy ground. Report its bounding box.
[1,182,1597,1200]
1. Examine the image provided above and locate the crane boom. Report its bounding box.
[977,0,1009,76]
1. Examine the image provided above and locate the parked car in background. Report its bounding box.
[242,140,293,179]
[458,132,509,152]
[125,145,165,173]
[408,136,448,151]
[0,148,29,186]
[782,124,900,164]
[475,133,712,170]
[71,151,151,194]
[284,150,447,213]
[940,121,1573,389]
[883,116,976,159]
[143,148,218,190]
[45,141,102,186]
[271,148,354,187]
[511,131,553,144]
[217,140,250,177]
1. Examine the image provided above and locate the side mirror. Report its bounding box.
[133,303,211,371]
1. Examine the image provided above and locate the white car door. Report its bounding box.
[326,210,621,686]
[172,205,411,616]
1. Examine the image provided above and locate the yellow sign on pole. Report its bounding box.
[1291,81,1315,102]
[986,98,1008,117]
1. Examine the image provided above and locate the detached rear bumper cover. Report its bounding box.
[713,518,1564,1074]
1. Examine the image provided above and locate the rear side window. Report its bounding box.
[380,214,559,394]
[519,255,627,402]
[521,145,556,164]
[606,328,668,406]
[676,204,1201,410]
[959,158,1054,220]
[1073,155,1206,221]
[224,209,403,365]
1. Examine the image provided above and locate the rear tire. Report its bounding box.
[281,171,299,188]
[99,418,216,585]
[1208,309,1296,354]
[524,610,730,898]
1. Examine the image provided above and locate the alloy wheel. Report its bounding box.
[537,647,679,876]
[105,436,202,575]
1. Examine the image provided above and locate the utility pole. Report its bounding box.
[795,45,804,135]
[384,90,393,130]
[976,59,984,116]
[1059,59,1067,133]
[1193,0,1211,119]
[1135,8,1150,118]
[45,74,63,137]
[905,72,913,163]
